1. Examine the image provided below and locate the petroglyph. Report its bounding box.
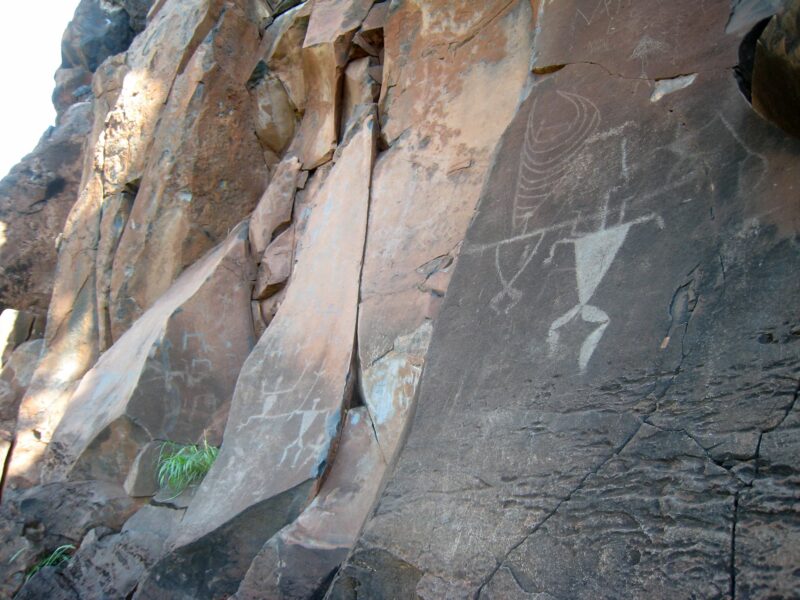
[512,91,600,233]
[479,88,665,372]
[487,91,601,316]
[545,212,662,372]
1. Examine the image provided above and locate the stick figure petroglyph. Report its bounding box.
[480,89,664,373]
[489,90,601,315]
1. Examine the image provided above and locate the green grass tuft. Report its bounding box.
[25,544,75,582]
[157,438,219,496]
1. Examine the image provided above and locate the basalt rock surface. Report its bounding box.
[331,1,800,597]
[0,0,798,598]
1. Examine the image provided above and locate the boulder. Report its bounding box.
[52,67,93,119]
[254,224,295,300]
[0,309,42,366]
[250,66,298,156]
[257,2,311,117]
[289,0,375,168]
[44,223,255,485]
[0,480,139,598]
[133,107,377,600]
[14,504,179,600]
[340,57,381,138]
[0,339,44,478]
[752,0,800,138]
[249,155,302,257]
[331,0,800,593]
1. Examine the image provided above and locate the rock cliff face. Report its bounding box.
[0,0,798,598]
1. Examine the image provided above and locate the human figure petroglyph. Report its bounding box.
[236,364,323,432]
[489,90,601,315]
[544,211,662,372]
[482,88,665,373]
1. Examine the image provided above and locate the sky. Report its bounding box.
[0,2,80,178]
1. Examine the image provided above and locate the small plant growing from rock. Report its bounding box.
[25,544,75,582]
[157,438,219,496]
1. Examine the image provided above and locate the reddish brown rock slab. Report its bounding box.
[43,223,255,485]
[107,2,268,337]
[289,0,375,168]
[133,108,377,600]
[0,101,93,315]
[357,0,534,370]
[0,480,139,598]
[254,224,295,300]
[234,407,386,600]
[533,0,740,79]
[290,44,341,169]
[249,155,302,256]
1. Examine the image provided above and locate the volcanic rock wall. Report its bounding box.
[0,0,798,598]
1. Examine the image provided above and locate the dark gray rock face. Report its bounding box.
[14,505,181,600]
[0,481,139,598]
[61,0,155,72]
[330,1,800,597]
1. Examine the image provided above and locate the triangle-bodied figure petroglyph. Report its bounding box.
[486,89,664,373]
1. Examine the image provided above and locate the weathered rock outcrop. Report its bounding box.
[0,480,138,598]
[14,505,181,600]
[7,0,269,493]
[1,0,799,598]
